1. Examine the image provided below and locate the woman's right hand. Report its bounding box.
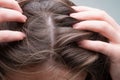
[70,6,120,80]
[0,0,27,42]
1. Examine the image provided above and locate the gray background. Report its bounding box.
[71,0,120,24]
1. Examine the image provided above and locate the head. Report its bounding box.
[0,0,111,80]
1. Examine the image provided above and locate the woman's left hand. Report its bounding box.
[70,6,120,80]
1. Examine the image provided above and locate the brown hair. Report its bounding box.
[0,0,111,80]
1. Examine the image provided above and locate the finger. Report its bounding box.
[73,20,120,42]
[72,6,100,12]
[78,40,119,58]
[70,9,119,29]
[0,8,27,22]
[0,30,26,43]
[0,0,22,12]
[71,11,104,20]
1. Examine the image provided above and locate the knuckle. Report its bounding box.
[97,10,107,20]
[118,33,120,38]
[97,42,107,52]
[97,21,110,32]
[113,33,120,43]
[97,23,106,30]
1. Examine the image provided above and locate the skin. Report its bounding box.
[70,6,120,80]
[6,63,86,80]
[2,0,120,80]
[0,0,27,42]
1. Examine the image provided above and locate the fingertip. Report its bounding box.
[73,24,80,29]
[14,31,26,40]
[70,13,75,17]
[71,6,83,12]
[71,6,77,9]
[14,1,23,13]
[0,8,27,22]
[71,6,78,9]
[17,6,23,13]
[70,13,78,18]
[0,31,26,43]
[78,40,110,56]
[16,14,27,22]
[78,40,87,47]
[21,15,27,22]
[78,40,97,51]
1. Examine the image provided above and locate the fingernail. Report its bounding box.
[19,8,23,13]
[71,6,77,9]
[71,6,81,11]
[15,32,26,40]
[70,13,78,18]
[17,7,23,13]
[73,24,80,29]
[17,8,23,13]
[15,1,23,13]
[22,15,27,22]
[78,40,86,48]
[21,33,26,38]
[78,42,82,47]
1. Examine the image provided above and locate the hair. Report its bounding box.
[0,0,111,80]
